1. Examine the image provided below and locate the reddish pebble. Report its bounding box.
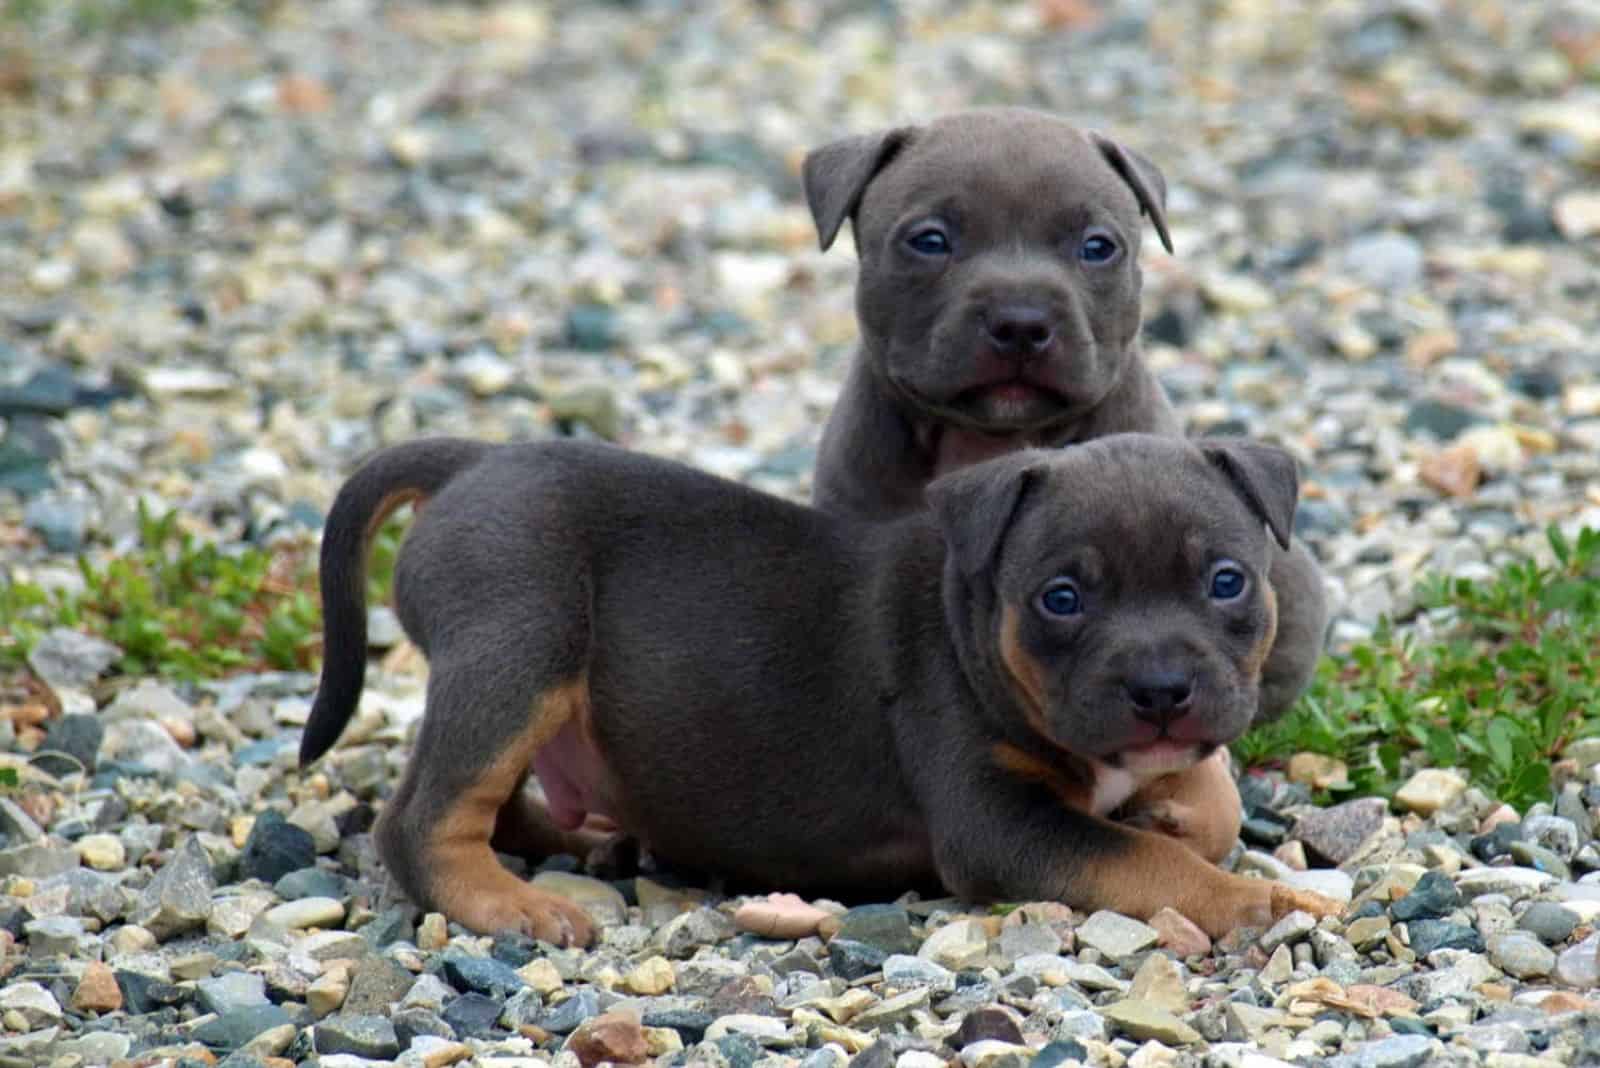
[567,1010,649,1067]
[734,893,830,940]
[1149,907,1211,958]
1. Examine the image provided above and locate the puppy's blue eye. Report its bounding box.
[1038,579,1082,618]
[1080,234,1118,263]
[907,229,951,255]
[1210,566,1247,601]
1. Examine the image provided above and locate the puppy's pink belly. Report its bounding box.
[532,720,617,831]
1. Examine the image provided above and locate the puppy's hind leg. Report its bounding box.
[376,654,597,945]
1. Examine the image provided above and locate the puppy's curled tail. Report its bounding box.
[299,437,490,768]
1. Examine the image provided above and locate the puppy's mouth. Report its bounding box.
[950,381,1071,429]
[893,376,1076,434]
[1108,739,1215,776]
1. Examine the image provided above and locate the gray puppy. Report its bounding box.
[301,433,1339,944]
[803,107,1327,724]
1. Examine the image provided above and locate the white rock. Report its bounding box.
[1075,911,1159,960]
[1281,869,1355,904]
[1554,191,1600,240]
[1456,867,1556,899]
[918,918,990,968]
[0,982,62,1028]
[263,897,346,931]
[703,1013,790,1044]
[141,366,238,398]
[1394,768,1468,816]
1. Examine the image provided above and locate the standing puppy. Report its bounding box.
[803,107,1327,731]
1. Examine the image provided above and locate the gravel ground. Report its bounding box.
[3,1,1600,1066]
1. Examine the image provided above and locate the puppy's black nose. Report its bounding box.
[1125,671,1194,727]
[982,304,1055,357]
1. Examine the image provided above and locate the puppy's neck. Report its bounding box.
[923,423,1040,480]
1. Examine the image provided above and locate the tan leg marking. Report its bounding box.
[422,678,596,945]
[1071,818,1341,939]
[1117,749,1242,863]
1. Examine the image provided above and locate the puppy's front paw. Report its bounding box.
[460,884,596,946]
[1120,798,1237,864]
[1119,799,1187,835]
[1184,877,1342,939]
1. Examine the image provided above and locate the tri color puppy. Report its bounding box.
[802,107,1328,729]
[301,433,1339,945]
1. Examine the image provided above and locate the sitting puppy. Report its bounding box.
[802,108,1329,854]
[802,107,1327,724]
[301,433,1338,946]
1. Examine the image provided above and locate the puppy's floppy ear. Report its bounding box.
[1200,438,1299,550]
[802,126,914,252]
[1089,131,1174,255]
[927,453,1045,578]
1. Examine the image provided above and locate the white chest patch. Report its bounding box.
[1088,762,1143,816]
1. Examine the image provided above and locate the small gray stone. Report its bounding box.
[882,954,956,990]
[273,867,346,902]
[240,811,316,884]
[1341,231,1425,291]
[36,714,104,775]
[1405,918,1481,957]
[1051,1010,1107,1043]
[400,972,455,1013]
[654,906,735,958]
[536,986,600,1033]
[997,922,1062,962]
[23,915,98,958]
[23,494,89,552]
[1487,931,1556,978]
[441,950,526,998]
[1259,910,1317,952]
[1327,1033,1438,1068]
[0,842,79,879]
[314,1013,400,1059]
[835,903,918,956]
[101,719,189,776]
[1293,797,1387,864]
[1075,911,1158,961]
[130,834,216,940]
[852,987,931,1029]
[0,798,44,843]
[343,955,415,1015]
[26,628,121,691]
[1510,841,1572,880]
[1098,999,1200,1045]
[1519,901,1580,944]
[1554,932,1600,988]
[1523,814,1581,860]
[52,1031,133,1063]
[198,972,270,1015]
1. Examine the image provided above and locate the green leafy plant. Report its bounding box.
[1238,526,1600,809]
[1,504,407,681]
